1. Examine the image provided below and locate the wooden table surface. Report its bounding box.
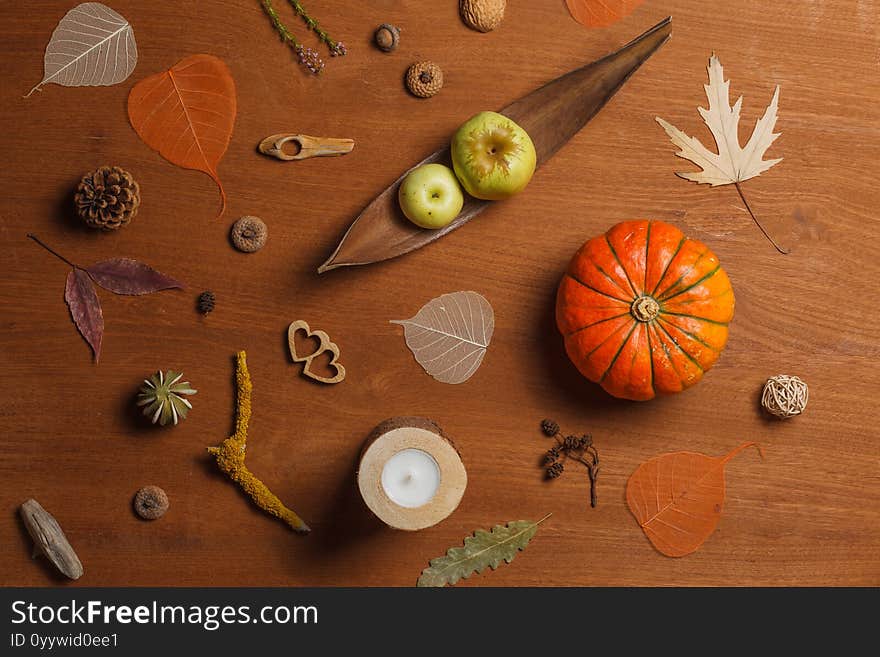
[1,1,878,587]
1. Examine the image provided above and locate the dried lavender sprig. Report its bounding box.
[260,0,324,75]
[296,45,324,75]
[286,0,346,55]
[261,0,298,47]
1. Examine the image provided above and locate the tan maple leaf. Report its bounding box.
[657,54,788,253]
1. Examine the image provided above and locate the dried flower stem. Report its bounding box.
[27,234,77,268]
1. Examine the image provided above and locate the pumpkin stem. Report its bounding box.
[734,182,790,255]
[631,295,660,322]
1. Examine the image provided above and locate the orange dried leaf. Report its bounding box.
[626,442,762,557]
[565,0,645,28]
[128,54,236,216]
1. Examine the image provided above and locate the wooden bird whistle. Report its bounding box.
[258,133,355,161]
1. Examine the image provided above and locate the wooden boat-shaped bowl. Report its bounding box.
[319,17,672,274]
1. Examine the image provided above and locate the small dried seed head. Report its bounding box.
[133,485,169,520]
[405,61,443,98]
[231,216,268,253]
[541,419,560,437]
[546,462,564,479]
[563,435,579,450]
[374,23,400,52]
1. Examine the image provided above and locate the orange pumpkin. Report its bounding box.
[556,220,734,401]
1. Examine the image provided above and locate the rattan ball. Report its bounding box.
[761,375,809,419]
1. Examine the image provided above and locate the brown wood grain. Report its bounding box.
[0,0,878,587]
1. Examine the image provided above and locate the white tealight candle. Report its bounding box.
[381,448,441,508]
[359,418,467,530]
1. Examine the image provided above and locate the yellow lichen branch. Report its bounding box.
[208,351,310,534]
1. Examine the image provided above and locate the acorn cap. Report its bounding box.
[231,216,268,253]
[133,485,169,520]
[405,61,443,98]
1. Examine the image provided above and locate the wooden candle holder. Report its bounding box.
[357,417,467,531]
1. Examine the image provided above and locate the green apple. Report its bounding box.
[450,111,537,201]
[398,163,464,229]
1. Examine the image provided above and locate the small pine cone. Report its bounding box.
[406,61,443,98]
[541,419,559,437]
[578,434,593,448]
[75,165,140,231]
[543,447,560,465]
[563,435,578,450]
[197,290,215,315]
[546,462,564,479]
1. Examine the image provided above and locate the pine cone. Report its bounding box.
[541,418,559,436]
[75,166,140,231]
[197,291,216,315]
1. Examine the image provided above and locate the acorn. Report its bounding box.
[374,23,400,52]
[460,0,506,33]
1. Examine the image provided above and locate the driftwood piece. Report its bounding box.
[357,417,467,531]
[258,133,355,161]
[318,17,672,273]
[287,320,346,384]
[19,498,83,580]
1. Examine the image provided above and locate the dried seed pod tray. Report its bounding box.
[319,17,672,273]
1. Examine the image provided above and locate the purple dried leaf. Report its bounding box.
[64,268,103,362]
[85,258,184,295]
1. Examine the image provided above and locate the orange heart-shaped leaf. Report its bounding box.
[128,54,236,216]
[287,320,346,384]
[626,442,762,557]
[564,0,645,28]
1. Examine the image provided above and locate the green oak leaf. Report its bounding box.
[417,514,551,587]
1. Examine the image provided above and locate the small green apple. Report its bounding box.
[398,163,464,229]
[450,111,537,201]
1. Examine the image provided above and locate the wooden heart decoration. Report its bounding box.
[287,320,346,384]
